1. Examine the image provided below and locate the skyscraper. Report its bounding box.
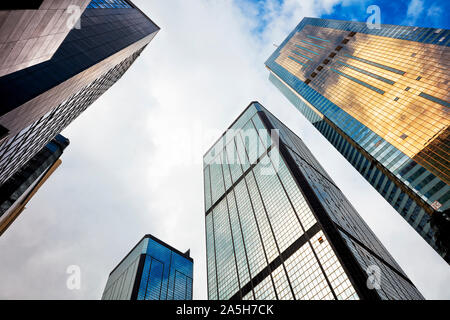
[265,18,449,262]
[204,101,423,300]
[102,234,193,300]
[0,0,159,187]
[0,134,69,235]
[0,0,91,76]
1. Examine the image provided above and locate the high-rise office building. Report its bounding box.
[0,134,69,235]
[265,18,449,262]
[204,101,423,300]
[0,0,159,186]
[102,234,193,300]
[0,0,91,76]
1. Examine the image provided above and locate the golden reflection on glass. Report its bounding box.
[276,25,450,184]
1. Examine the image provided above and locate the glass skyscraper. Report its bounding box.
[0,134,69,235]
[0,0,159,187]
[204,101,423,300]
[265,18,449,262]
[102,234,193,300]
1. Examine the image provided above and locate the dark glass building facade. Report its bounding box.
[0,0,159,186]
[102,234,193,300]
[204,102,423,300]
[0,134,69,235]
[265,18,449,262]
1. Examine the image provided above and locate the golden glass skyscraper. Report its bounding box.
[266,18,449,262]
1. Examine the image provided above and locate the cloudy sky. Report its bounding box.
[0,0,449,300]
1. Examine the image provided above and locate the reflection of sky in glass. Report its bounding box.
[204,103,423,300]
[137,238,193,300]
[87,0,132,9]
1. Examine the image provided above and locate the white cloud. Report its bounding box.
[0,0,448,300]
[405,0,424,24]
[426,3,443,18]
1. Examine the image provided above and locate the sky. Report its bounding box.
[0,0,449,300]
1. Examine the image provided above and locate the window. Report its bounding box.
[328,52,336,58]
[394,97,399,101]
[341,39,349,44]
[335,46,343,51]
[405,87,411,91]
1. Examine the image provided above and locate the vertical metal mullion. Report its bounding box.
[210,210,220,299]
[204,165,213,300]
[117,267,129,299]
[236,130,278,300]
[158,263,165,300]
[143,257,153,300]
[230,138,256,298]
[222,145,243,299]
[250,117,296,299]
[165,251,173,299]
[185,275,188,299]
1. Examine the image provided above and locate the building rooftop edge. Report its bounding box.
[127,0,161,31]
[202,101,263,158]
[109,234,193,276]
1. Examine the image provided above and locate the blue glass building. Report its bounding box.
[204,102,423,300]
[102,235,193,300]
[265,18,449,262]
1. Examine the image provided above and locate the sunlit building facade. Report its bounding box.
[265,18,449,262]
[0,0,159,186]
[102,234,193,300]
[203,102,423,300]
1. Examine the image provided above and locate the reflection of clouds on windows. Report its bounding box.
[87,0,132,9]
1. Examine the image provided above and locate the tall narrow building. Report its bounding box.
[102,234,193,300]
[203,101,423,300]
[0,134,69,235]
[0,0,159,186]
[265,18,449,262]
